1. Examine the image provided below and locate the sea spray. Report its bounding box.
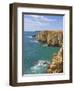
[30,60,50,74]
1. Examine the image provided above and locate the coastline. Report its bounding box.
[36,30,63,46]
[36,30,63,73]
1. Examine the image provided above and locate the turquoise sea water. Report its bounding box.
[22,31,60,75]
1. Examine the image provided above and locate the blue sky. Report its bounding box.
[24,14,63,31]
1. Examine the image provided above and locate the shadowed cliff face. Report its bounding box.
[36,31,63,46]
[36,30,63,73]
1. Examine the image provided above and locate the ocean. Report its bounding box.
[22,31,60,75]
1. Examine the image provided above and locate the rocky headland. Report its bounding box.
[36,30,63,46]
[36,30,63,73]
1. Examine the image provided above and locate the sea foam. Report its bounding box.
[30,40,39,43]
[30,60,50,74]
[27,36,32,39]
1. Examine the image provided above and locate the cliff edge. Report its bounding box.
[36,30,63,46]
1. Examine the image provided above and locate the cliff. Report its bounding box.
[47,47,63,73]
[36,30,63,46]
[36,30,63,73]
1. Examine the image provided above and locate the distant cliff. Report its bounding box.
[36,30,63,46]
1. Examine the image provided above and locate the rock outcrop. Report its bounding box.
[36,30,63,73]
[47,47,63,73]
[36,31,63,46]
[36,31,48,42]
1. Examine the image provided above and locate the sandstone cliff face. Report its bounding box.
[36,31,48,42]
[36,31,63,46]
[36,30,63,73]
[47,47,63,73]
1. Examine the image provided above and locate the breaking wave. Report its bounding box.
[30,40,39,44]
[26,36,32,39]
[30,60,50,74]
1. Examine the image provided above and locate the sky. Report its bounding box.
[24,14,63,31]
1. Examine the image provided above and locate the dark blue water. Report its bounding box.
[22,31,60,75]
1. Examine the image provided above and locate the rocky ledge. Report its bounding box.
[47,47,63,73]
[36,30,63,46]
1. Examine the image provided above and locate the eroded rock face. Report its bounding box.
[36,30,63,73]
[36,31,48,42]
[47,47,63,73]
[36,31,63,46]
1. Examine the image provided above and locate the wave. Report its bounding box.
[30,40,39,44]
[42,44,48,47]
[30,60,50,74]
[26,36,32,39]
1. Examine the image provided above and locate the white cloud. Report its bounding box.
[30,15,56,23]
[24,15,63,31]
